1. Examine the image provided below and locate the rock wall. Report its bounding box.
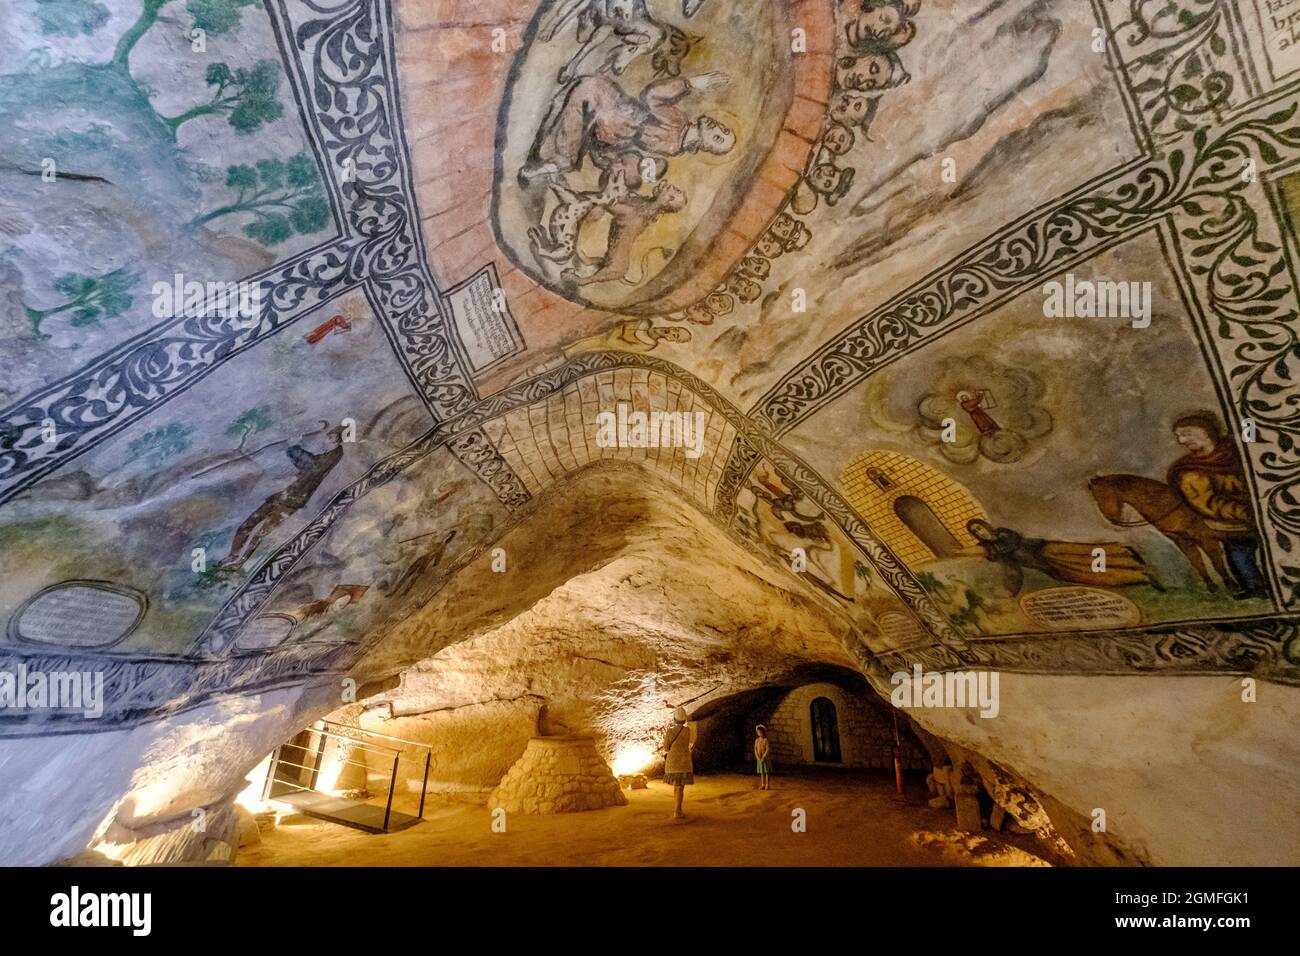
[0,680,341,867]
[357,697,544,793]
[883,671,1300,866]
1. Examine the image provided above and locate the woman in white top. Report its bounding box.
[661,706,694,819]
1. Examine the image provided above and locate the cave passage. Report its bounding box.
[238,770,1050,868]
[213,667,1075,868]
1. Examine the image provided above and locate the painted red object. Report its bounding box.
[305,314,352,344]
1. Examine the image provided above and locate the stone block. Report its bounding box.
[234,805,261,848]
[955,793,983,832]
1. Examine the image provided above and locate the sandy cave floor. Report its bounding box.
[238,769,1051,867]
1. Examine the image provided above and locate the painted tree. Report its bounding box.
[111,0,256,71]
[181,528,243,592]
[127,423,194,469]
[164,60,284,136]
[33,0,110,36]
[190,154,331,246]
[101,0,272,138]
[226,405,274,451]
[24,268,139,337]
[186,0,258,35]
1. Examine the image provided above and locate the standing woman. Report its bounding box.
[662,706,694,819]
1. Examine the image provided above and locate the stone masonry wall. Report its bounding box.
[748,682,928,771]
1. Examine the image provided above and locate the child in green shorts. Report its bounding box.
[754,724,772,790]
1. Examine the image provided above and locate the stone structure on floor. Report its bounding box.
[488,737,628,815]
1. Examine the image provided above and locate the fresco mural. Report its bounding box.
[0,0,331,406]
[780,232,1279,637]
[241,447,505,653]
[494,0,792,311]
[641,0,1139,405]
[0,295,432,657]
[1,0,1298,740]
[732,456,932,650]
[655,0,920,328]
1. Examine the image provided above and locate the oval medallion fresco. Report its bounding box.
[494,0,796,313]
[9,580,147,649]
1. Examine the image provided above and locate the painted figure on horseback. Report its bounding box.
[1088,411,1268,600]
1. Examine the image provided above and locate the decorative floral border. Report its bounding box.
[6,2,1300,736]
[446,427,532,510]
[1101,0,1252,142]
[0,0,477,507]
[746,92,1300,606]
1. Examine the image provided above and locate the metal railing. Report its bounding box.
[262,720,432,832]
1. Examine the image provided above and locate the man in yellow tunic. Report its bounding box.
[1168,412,1267,598]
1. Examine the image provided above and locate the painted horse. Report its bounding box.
[1087,474,1232,590]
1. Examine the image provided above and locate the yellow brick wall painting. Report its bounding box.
[840,451,987,569]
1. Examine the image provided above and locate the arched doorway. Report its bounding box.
[810,697,842,763]
[893,495,961,558]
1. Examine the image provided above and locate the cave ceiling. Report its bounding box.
[2,0,1300,735]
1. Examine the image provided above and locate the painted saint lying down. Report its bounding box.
[965,518,1160,596]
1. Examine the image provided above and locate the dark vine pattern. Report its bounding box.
[0,245,361,506]
[753,100,1300,435]
[290,0,475,418]
[1109,0,1246,140]
[1172,114,1300,606]
[0,641,356,735]
[870,618,1300,687]
[750,162,1172,436]
[749,95,1300,605]
[7,351,1300,733]
[711,439,760,527]
[0,0,476,507]
[446,427,533,510]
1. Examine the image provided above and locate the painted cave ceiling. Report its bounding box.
[1,0,1299,732]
